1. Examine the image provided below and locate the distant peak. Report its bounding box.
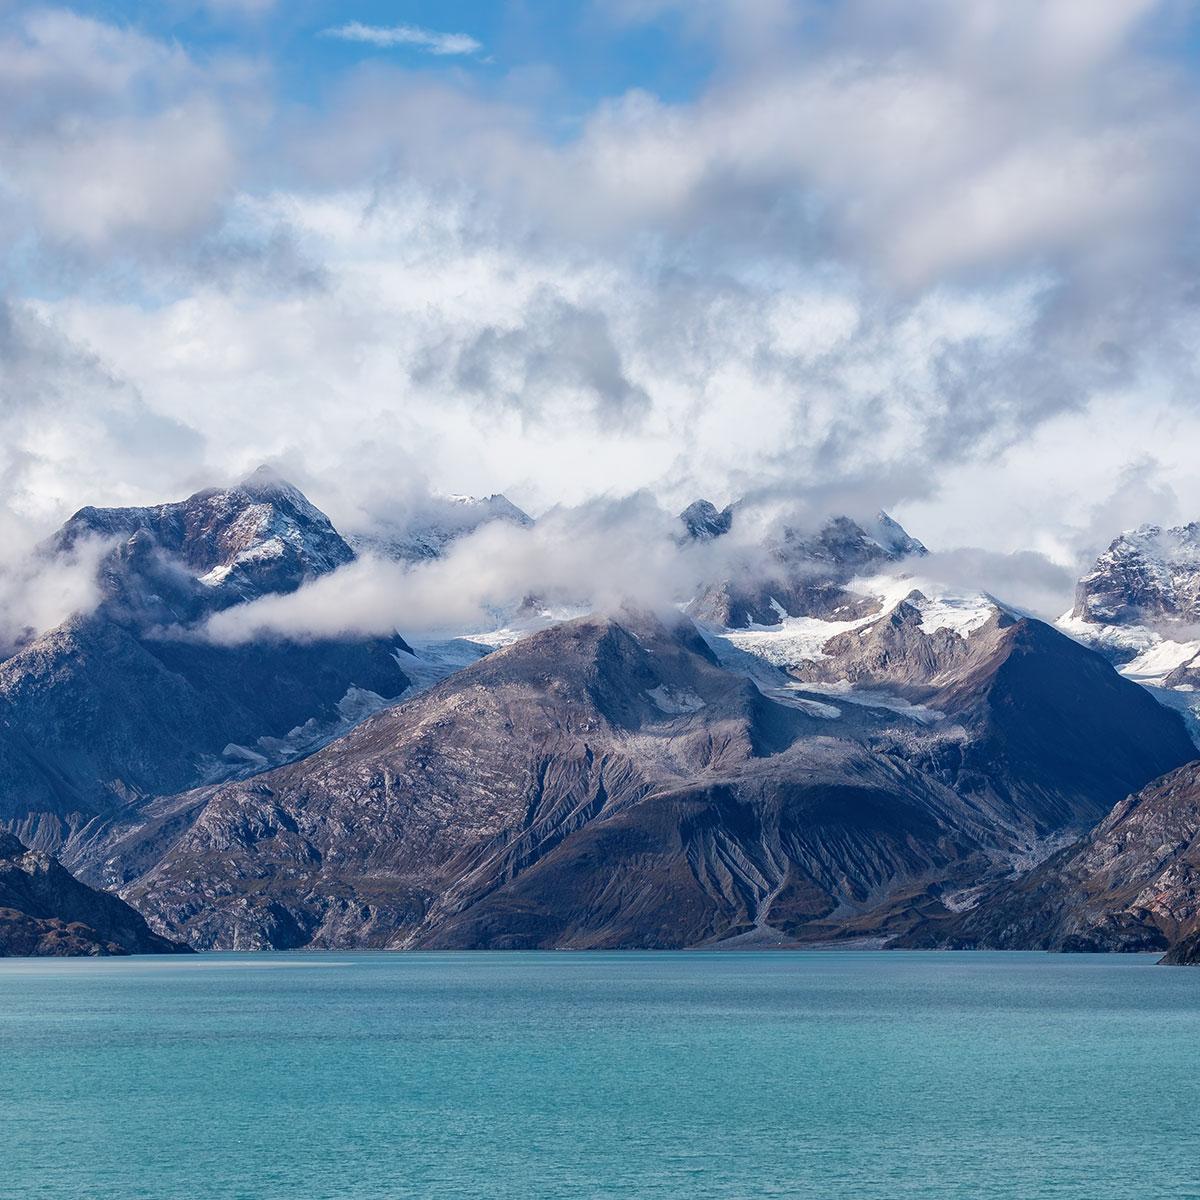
[237,464,301,498]
[679,498,734,541]
[871,511,928,558]
[443,493,534,526]
[234,467,330,521]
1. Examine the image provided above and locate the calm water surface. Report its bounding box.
[1,951,1198,1199]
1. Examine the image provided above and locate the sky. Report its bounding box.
[5,0,1200,633]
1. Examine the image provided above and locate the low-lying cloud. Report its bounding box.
[0,526,110,656]
[202,489,1082,648]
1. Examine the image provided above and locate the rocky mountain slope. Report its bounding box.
[1071,523,1200,629]
[0,832,185,956]
[678,498,734,541]
[897,760,1200,956]
[0,470,412,857]
[703,574,1196,830]
[1058,520,1200,740]
[84,604,1193,952]
[5,477,1198,956]
[49,465,356,623]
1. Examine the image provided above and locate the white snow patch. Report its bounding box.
[909,592,996,638]
[797,680,945,724]
[1057,612,1200,685]
[458,605,593,651]
[712,578,997,672]
[852,572,1000,638]
[1056,611,1161,659]
[1122,638,1200,684]
[646,685,706,714]
[720,612,878,667]
[198,563,233,587]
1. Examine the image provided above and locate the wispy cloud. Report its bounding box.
[322,21,482,57]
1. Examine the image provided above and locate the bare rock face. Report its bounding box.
[98,605,1194,952]
[897,761,1200,957]
[1161,930,1200,964]
[678,499,734,541]
[1072,523,1200,628]
[0,832,186,956]
[0,471,411,858]
[777,512,927,572]
[51,465,356,624]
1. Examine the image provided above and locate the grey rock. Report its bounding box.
[678,499,734,541]
[897,760,1200,957]
[1072,523,1200,628]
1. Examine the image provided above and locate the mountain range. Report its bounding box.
[3,471,1200,959]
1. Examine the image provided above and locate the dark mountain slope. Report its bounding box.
[898,760,1200,954]
[796,604,1196,830]
[0,832,186,956]
[0,615,409,852]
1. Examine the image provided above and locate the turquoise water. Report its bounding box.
[2,952,1198,1199]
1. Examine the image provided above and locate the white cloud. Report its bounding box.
[0,528,109,655]
[0,7,260,253]
[322,21,482,57]
[17,100,235,247]
[202,491,779,643]
[5,0,1200,624]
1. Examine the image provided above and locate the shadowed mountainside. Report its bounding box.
[0,832,187,956]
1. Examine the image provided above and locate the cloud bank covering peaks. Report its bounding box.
[4,0,1200,642]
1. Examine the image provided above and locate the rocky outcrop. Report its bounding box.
[687,510,924,628]
[678,499,734,541]
[51,465,356,624]
[897,760,1200,956]
[0,832,186,956]
[777,512,926,572]
[1072,523,1200,628]
[1161,930,1200,964]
